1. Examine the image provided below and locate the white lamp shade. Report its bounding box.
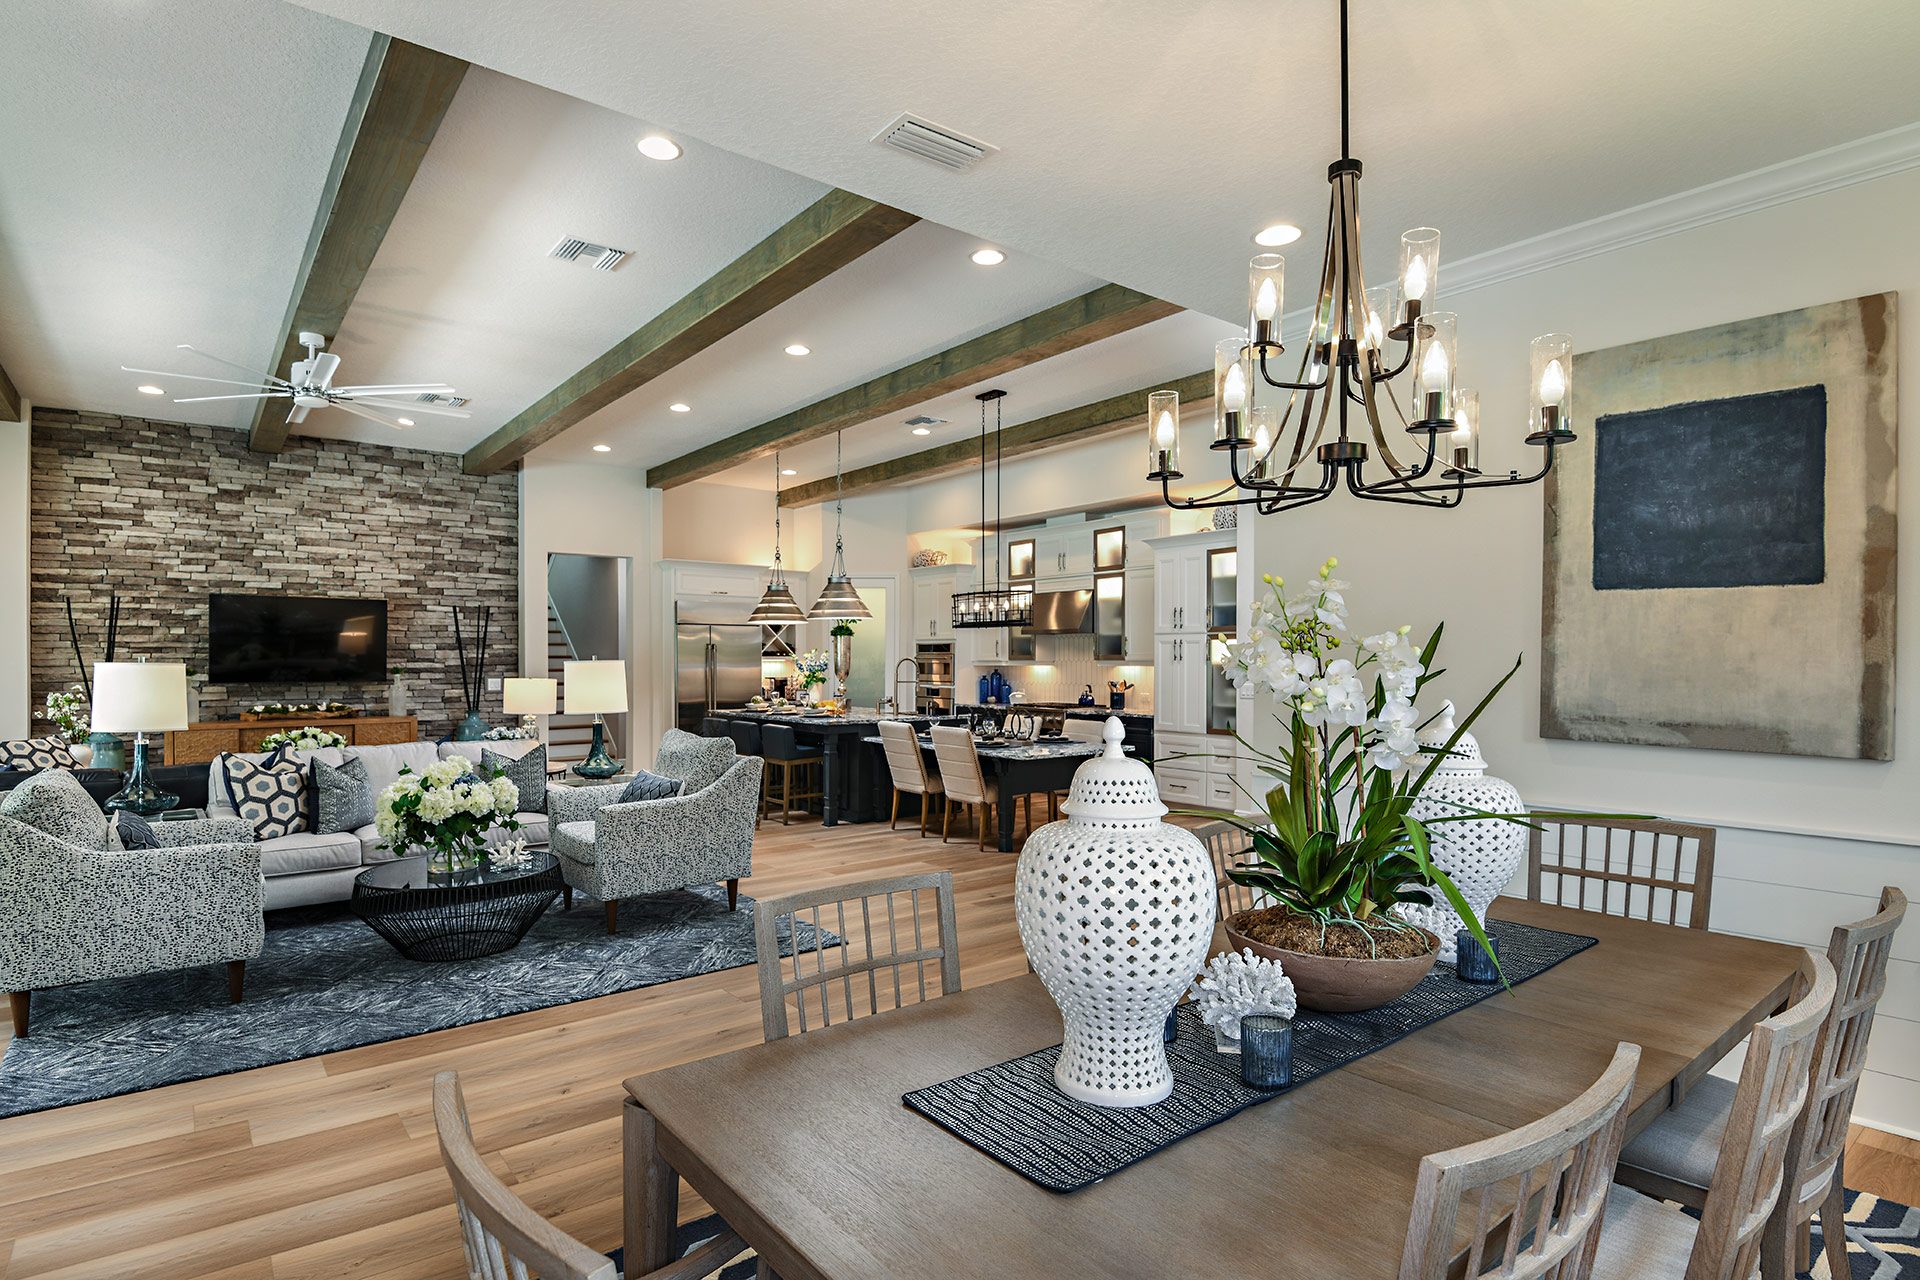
[90,661,189,733]
[564,660,628,714]
[503,677,558,716]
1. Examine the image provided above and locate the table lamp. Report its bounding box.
[502,677,557,740]
[92,659,189,814]
[563,658,627,778]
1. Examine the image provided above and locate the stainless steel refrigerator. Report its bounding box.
[675,603,765,734]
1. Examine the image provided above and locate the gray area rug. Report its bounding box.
[0,886,836,1118]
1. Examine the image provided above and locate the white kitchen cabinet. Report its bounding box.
[1154,729,1237,812]
[1152,635,1207,735]
[1152,540,1210,634]
[1122,566,1155,662]
[909,565,972,642]
[1034,525,1094,579]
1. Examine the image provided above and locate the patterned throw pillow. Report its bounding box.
[114,810,161,851]
[617,770,683,804]
[482,745,548,815]
[0,768,110,849]
[0,737,80,772]
[222,751,310,840]
[312,754,375,835]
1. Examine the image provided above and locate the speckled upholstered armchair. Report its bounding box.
[0,771,264,1037]
[548,731,761,934]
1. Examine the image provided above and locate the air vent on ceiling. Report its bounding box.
[903,415,948,427]
[415,392,470,408]
[872,113,997,171]
[549,237,631,271]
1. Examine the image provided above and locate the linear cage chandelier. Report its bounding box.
[951,389,1034,628]
[1146,0,1579,516]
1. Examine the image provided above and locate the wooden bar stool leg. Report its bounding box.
[781,762,794,825]
[890,789,901,830]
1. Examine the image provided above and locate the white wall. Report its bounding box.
[0,400,28,737]
[1243,168,1920,1135]
[519,460,663,764]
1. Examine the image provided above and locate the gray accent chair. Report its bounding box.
[1,810,264,1037]
[549,732,761,934]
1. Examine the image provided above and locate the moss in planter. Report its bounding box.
[1230,907,1435,960]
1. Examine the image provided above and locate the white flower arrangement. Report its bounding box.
[248,700,353,716]
[480,725,534,741]
[256,727,349,753]
[375,754,520,873]
[1187,949,1299,1053]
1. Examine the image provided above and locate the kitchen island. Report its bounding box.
[703,709,941,827]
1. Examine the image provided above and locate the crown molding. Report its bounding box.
[1446,121,1920,295]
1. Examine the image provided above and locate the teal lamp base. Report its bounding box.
[104,737,178,816]
[572,719,623,779]
[87,731,128,772]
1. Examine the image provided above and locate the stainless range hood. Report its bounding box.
[1027,589,1094,634]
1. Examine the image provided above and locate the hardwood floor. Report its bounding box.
[0,813,1914,1278]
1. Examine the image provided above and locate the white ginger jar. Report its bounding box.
[1015,717,1217,1107]
[1404,701,1526,964]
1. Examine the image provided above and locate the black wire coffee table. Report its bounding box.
[351,853,564,961]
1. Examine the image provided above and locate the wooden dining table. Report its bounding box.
[622,898,1801,1279]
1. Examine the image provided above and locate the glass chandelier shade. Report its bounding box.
[807,433,872,621]
[751,453,810,623]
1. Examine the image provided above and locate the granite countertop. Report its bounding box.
[858,734,1129,761]
[713,707,904,728]
[957,702,1150,721]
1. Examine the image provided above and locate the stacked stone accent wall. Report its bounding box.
[28,409,518,746]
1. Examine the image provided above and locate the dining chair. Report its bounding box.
[1590,949,1836,1280]
[1398,1042,1640,1280]
[752,871,961,1042]
[878,719,944,836]
[1615,886,1906,1279]
[1194,819,1264,922]
[931,725,999,849]
[1062,718,1106,743]
[759,724,822,826]
[433,1070,745,1280]
[1528,815,1717,929]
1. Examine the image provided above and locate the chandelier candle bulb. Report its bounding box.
[1247,254,1285,347]
[1528,333,1575,440]
[1213,338,1252,448]
[1414,311,1458,425]
[1448,389,1479,475]
[1398,227,1440,324]
[1146,389,1181,479]
[1246,406,1280,482]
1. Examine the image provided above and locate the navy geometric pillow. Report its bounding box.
[617,769,683,804]
[0,737,80,772]
[222,750,310,840]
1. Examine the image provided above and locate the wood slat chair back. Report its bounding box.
[878,720,939,795]
[1686,949,1836,1280]
[434,1071,743,1280]
[1062,718,1106,743]
[753,871,962,1043]
[1398,1042,1640,1280]
[930,725,990,804]
[1194,820,1263,921]
[1528,816,1716,929]
[1780,886,1907,1270]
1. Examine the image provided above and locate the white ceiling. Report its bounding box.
[0,0,373,425]
[279,0,1920,328]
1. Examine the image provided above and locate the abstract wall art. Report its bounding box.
[1541,293,1897,760]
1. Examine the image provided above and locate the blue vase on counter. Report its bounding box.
[978,673,993,705]
[989,669,1009,703]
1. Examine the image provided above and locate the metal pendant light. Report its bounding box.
[750,452,808,623]
[807,432,872,620]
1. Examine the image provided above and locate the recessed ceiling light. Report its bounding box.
[784,343,811,356]
[636,134,682,161]
[781,468,798,476]
[137,384,164,395]
[911,427,932,436]
[593,444,612,453]
[1254,222,1303,247]
[396,417,415,427]
[669,402,691,413]
[970,247,1006,266]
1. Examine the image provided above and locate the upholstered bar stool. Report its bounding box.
[760,724,823,825]
[878,719,943,836]
[931,725,998,849]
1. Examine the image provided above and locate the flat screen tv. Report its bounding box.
[208,593,388,684]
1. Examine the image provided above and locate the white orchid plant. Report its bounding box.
[375,754,520,874]
[256,727,349,753]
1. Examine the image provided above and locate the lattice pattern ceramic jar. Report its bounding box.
[1404,701,1526,964]
[1015,718,1216,1107]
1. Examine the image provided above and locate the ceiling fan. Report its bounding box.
[121,332,471,431]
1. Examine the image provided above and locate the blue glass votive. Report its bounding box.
[1239,1014,1294,1090]
[1456,929,1501,983]
[1164,1005,1180,1043]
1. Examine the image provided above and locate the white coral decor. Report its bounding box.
[1188,949,1299,1053]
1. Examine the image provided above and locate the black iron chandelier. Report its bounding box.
[951,389,1033,628]
[1147,0,1578,515]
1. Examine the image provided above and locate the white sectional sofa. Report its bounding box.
[206,739,546,910]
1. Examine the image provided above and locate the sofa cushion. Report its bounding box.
[357,741,444,797]
[257,829,365,878]
[0,737,79,772]
[224,753,311,840]
[551,819,597,865]
[312,755,375,834]
[495,811,548,849]
[353,823,395,862]
[483,745,548,815]
[0,769,110,849]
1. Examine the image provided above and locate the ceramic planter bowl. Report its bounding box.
[1225,913,1439,1013]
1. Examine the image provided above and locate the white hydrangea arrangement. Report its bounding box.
[480,725,534,741]
[256,727,349,753]
[376,754,520,873]
[1188,948,1299,1053]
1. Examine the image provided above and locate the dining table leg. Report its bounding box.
[623,1096,679,1275]
[997,784,1017,852]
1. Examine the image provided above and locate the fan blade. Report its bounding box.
[327,383,455,393]
[346,397,472,418]
[311,352,342,390]
[121,366,285,390]
[171,391,291,403]
[287,405,310,424]
[333,401,411,430]
[175,345,290,384]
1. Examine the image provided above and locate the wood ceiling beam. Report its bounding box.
[248,35,470,453]
[463,191,920,475]
[646,283,1182,490]
[777,369,1213,507]
[0,359,19,422]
